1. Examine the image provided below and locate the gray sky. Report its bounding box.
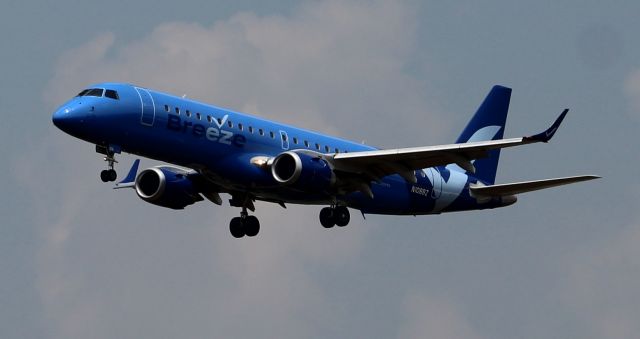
[2,0,639,338]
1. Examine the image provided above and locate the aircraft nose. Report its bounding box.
[51,106,67,128]
[52,106,75,130]
[52,104,86,134]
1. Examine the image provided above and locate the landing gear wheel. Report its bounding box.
[107,169,117,182]
[335,206,350,227]
[100,169,117,182]
[100,170,110,182]
[319,207,336,228]
[244,216,260,237]
[230,217,245,238]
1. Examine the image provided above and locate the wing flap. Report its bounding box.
[469,175,600,197]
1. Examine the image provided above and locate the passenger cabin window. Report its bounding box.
[207,115,212,123]
[164,105,170,112]
[217,118,223,125]
[249,126,254,134]
[105,90,119,100]
[238,123,243,131]
[335,148,340,153]
[186,110,191,117]
[315,143,320,150]
[228,120,233,128]
[293,137,298,144]
[175,107,180,115]
[196,112,201,120]
[304,140,309,147]
[270,131,275,139]
[325,145,330,152]
[259,129,264,136]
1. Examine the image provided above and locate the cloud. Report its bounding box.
[30,1,455,338]
[44,0,443,147]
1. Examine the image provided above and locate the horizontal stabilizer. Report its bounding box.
[470,175,600,197]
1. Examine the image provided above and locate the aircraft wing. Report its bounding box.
[330,110,568,184]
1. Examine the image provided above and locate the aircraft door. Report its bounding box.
[135,87,155,126]
[279,130,289,150]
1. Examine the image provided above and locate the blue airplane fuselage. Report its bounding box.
[52,83,513,216]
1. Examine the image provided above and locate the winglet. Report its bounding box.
[114,159,140,189]
[525,109,569,143]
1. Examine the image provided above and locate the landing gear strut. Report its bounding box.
[97,145,118,182]
[319,205,350,228]
[229,207,260,238]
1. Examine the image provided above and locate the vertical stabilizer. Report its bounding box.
[455,85,511,184]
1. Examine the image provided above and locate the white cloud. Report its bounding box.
[44,0,444,147]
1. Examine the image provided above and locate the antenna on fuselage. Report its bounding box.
[182,94,187,98]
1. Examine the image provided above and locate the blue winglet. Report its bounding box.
[525,109,569,143]
[114,159,140,189]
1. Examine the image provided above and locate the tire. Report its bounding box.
[319,207,335,228]
[244,216,260,237]
[100,170,110,182]
[229,217,245,238]
[108,169,117,182]
[335,206,350,227]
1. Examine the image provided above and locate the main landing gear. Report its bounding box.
[229,208,260,238]
[97,145,118,182]
[319,205,350,228]
[227,204,349,238]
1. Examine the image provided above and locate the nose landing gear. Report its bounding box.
[97,144,119,182]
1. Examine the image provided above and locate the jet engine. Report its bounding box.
[271,151,335,192]
[135,167,203,209]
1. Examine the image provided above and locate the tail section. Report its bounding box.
[456,85,511,184]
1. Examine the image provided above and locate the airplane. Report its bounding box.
[52,84,599,238]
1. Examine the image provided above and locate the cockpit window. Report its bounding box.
[76,88,118,99]
[76,88,105,97]
[85,88,104,97]
[105,89,119,100]
[76,89,90,97]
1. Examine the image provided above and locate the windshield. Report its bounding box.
[75,88,119,100]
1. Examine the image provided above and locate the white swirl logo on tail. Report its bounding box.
[424,125,502,212]
[467,125,502,143]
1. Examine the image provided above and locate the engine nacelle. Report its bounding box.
[271,151,335,192]
[135,167,203,209]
